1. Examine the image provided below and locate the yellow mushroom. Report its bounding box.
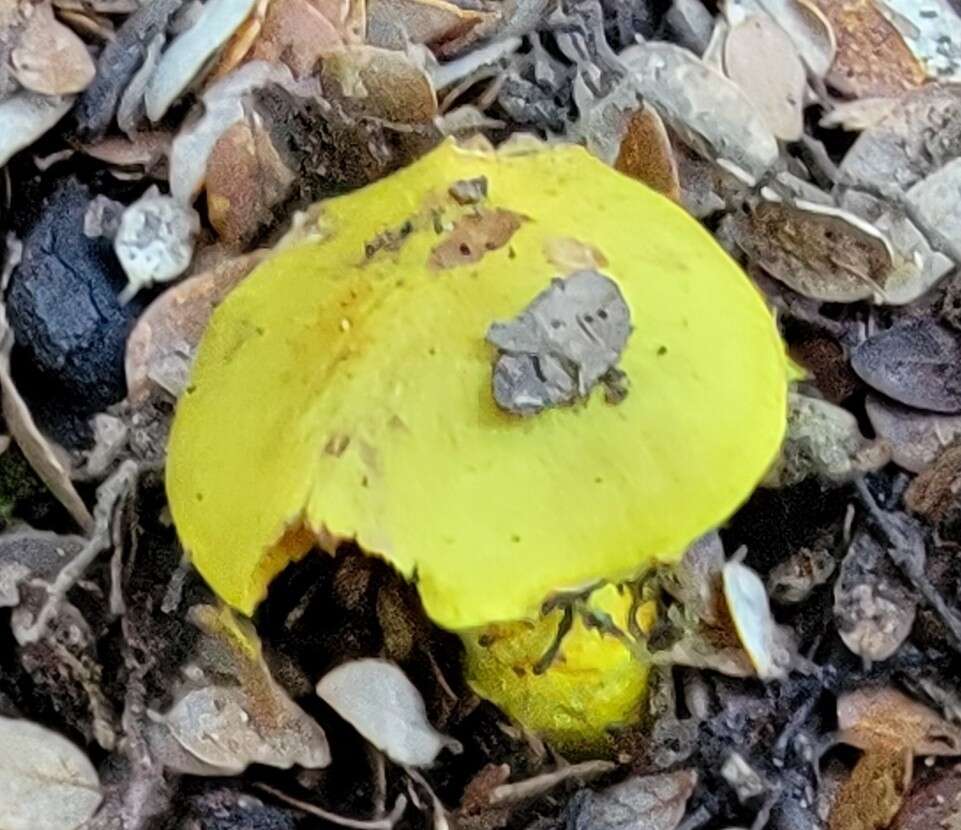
[166,138,789,749]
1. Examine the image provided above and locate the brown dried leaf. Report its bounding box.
[0,306,92,532]
[11,1,96,96]
[789,335,859,404]
[613,105,681,202]
[724,15,806,141]
[366,0,497,53]
[838,687,961,756]
[429,208,524,269]
[890,764,961,830]
[206,120,296,247]
[321,44,437,123]
[904,441,961,523]
[809,0,926,97]
[828,748,912,830]
[125,251,266,404]
[866,395,961,474]
[730,200,893,303]
[248,0,344,77]
[566,770,698,830]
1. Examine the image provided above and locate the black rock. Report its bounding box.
[6,179,140,446]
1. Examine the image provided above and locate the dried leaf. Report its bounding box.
[248,0,343,77]
[851,321,961,413]
[838,687,961,755]
[0,91,74,168]
[834,532,915,662]
[866,394,961,474]
[905,156,961,261]
[891,764,961,830]
[808,0,925,97]
[0,716,102,830]
[145,0,260,122]
[11,0,95,96]
[613,105,681,201]
[316,658,461,766]
[904,441,961,523]
[828,748,911,830]
[730,198,894,303]
[724,15,806,141]
[661,531,726,626]
[723,559,793,680]
[0,306,93,531]
[115,186,200,303]
[565,770,698,830]
[366,0,496,53]
[0,529,85,608]
[126,251,265,403]
[206,119,295,247]
[158,604,330,774]
[320,44,438,123]
[621,41,778,183]
[767,546,836,604]
[820,98,898,131]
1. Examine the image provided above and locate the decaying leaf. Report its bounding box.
[661,531,726,626]
[904,441,961,523]
[808,0,926,97]
[766,393,887,486]
[366,0,497,53]
[126,251,265,403]
[621,40,778,183]
[166,140,789,630]
[723,15,806,141]
[723,559,793,680]
[612,105,681,202]
[890,765,961,830]
[11,0,96,96]
[156,604,330,774]
[0,715,102,830]
[564,770,698,830]
[206,118,295,247]
[248,0,344,77]
[0,306,93,531]
[0,529,85,608]
[316,658,460,766]
[767,545,837,604]
[851,321,961,413]
[114,186,200,303]
[837,686,961,756]
[834,532,915,662]
[877,0,961,83]
[486,270,632,415]
[145,0,260,122]
[729,198,895,303]
[866,394,961,474]
[320,44,438,123]
[904,157,961,261]
[828,747,912,830]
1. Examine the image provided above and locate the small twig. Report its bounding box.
[488,760,616,805]
[256,784,407,830]
[533,604,574,675]
[18,460,139,644]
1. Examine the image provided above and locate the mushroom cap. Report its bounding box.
[166,139,788,630]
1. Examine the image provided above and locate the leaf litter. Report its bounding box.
[6,0,961,828]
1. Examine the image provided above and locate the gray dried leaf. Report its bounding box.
[0,716,102,830]
[839,84,961,196]
[723,559,793,680]
[820,98,898,132]
[666,0,714,54]
[144,0,260,122]
[0,306,93,531]
[11,1,95,96]
[0,91,74,168]
[729,198,894,303]
[653,629,755,677]
[865,394,961,473]
[765,393,888,486]
[834,532,915,662]
[877,0,961,82]
[486,270,632,415]
[905,157,961,261]
[767,546,836,604]
[661,531,726,625]
[316,658,461,767]
[851,320,961,413]
[0,529,84,608]
[621,40,778,183]
[721,752,766,803]
[565,770,697,830]
[723,15,806,141]
[115,186,200,303]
